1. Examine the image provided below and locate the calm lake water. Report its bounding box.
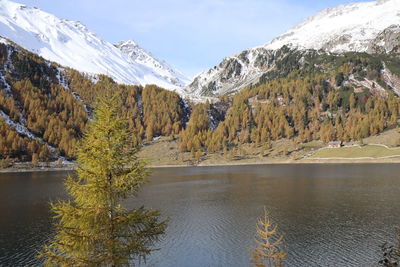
[1,164,400,266]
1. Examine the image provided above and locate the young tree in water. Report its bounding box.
[39,93,167,266]
[251,208,286,267]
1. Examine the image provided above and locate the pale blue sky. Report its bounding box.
[17,0,368,77]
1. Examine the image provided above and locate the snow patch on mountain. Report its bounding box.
[0,109,36,139]
[0,108,59,155]
[0,36,8,45]
[56,67,70,90]
[0,71,11,93]
[0,0,189,91]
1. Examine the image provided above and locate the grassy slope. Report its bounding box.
[362,128,400,147]
[138,137,301,166]
[311,128,400,159]
[311,145,400,159]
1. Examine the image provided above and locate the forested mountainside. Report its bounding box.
[1,38,400,163]
[0,39,188,162]
[180,48,400,154]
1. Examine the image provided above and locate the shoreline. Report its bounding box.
[0,165,75,173]
[149,158,400,168]
[2,157,400,173]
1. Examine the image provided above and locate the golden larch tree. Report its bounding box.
[251,208,286,267]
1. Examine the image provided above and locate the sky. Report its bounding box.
[16,0,369,78]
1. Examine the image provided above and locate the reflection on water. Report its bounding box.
[1,164,400,266]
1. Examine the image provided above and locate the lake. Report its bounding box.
[1,164,400,266]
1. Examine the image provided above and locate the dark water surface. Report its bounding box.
[1,164,400,266]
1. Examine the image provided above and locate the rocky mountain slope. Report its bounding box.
[0,0,189,91]
[186,0,400,96]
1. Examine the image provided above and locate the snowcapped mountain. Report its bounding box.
[0,0,189,91]
[116,40,190,87]
[264,0,400,53]
[187,0,400,96]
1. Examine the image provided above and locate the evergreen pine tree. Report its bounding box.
[38,93,167,266]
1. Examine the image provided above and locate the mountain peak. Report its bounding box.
[377,0,395,4]
[116,39,155,62]
[115,40,190,88]
[117,40,139,48]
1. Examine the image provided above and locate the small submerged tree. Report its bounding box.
[251,208,286,267]
[39,93,167,266]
